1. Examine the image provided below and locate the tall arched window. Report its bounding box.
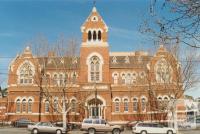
[98,30,101,40]
[90,56,100,82]
[93,31,97,41]
[16,99,21,113]
[71,99,76,112]
[45,100,49,113]
[22,99,26,113]
[88,31,92,41]
[53,74,58,85]
[114,98,120,112]
[19,62,34,84]
[155,58,172,83]
[28,99,33,113]
[126,73,132,84]
[121,73,126,84]
[72,72,77,84]
[113,73,118,84]
[59,74,64,86]
[54,99,58,113]
[133,98,138,112]
[141,97,147,112]
[124,98,129,112]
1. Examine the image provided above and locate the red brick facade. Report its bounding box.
[3,7,186,123]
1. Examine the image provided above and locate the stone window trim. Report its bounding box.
[123,98,129,112]
[112,97,121,102]
[113,98,120,112]
[132,97,138,112]
[28,99,33,113]
[70,98,77,113]
[155,58,173,83]
[86,52,104,83]
[86,28,103,42]
[44,100,50,113]
[17,60,35,85]
[112,56,117,64]
[16,99,21,113]
[122,97,130,102]
[112,72,119,84]
[140,96,148,112]
[125,56,130,64]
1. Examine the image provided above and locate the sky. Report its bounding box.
[0,0,199,98]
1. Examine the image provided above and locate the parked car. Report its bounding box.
[27,122,66,134]
[132,122,176,134]
[196,118,200,129]
[12,118,34,127]
[127,121,140,129]
[53,121,81,130]
[81,118,124,134]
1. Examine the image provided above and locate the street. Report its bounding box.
[0,128,199,134]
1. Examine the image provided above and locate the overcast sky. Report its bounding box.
[0,0,199,98]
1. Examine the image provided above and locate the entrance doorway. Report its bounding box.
[88,98,103,119]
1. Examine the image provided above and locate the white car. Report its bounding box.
[132,122,176,134]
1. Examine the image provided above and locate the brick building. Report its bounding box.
[6,7,185,123]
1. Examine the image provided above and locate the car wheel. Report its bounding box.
[140,130,147,134]
[32,128,38,134]
[56,129,62,134]
[112,128,121,134]
[88,128,96,134]
[167,130,173,134]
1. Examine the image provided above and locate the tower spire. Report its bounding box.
[93,0,96,7]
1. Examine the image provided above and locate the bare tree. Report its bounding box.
[141,0,200,48]
[30,34,86,131]
[142,42,199,130]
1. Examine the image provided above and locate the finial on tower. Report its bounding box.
[93,0,96,7]
[92,0,97,12]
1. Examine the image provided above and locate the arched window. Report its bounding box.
[121,73,126,84]
[28,99,33,113]
[126,73,132,84]
[163,96,169,107]
[19,62,34,84]
[22,99,26,113]
[155,58,172,83]
[93,31,97,41]
[133,98,138,112]
[53,74,58,85]
[98,30,101,41]
[72,72,77,84]
[124,98,129,112]
[90,56,100,82]
[157,96,162,108]
[54,99,58,113]
[16,99,21,113]
[45,100,49,113]
[114,98,120,112]
[44,74,50,85]
[88,31,92,41]
[71,99,76,112]
[113,73,118,84]
[141,97,147,112]
[132,72,137,83]
[59,74,64,86]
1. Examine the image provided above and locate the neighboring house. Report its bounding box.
[6,6,185,123]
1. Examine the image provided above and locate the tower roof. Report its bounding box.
[81,6,108,32]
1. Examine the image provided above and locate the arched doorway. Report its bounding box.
[85,95,106,119]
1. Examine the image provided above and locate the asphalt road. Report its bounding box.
[0,127,199,134]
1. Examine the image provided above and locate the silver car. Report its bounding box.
[27,122,66,134]
[81,118,124,134]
